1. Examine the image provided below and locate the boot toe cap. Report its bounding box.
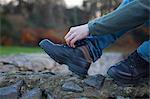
[39,39,54,48]
[107,66,117,78]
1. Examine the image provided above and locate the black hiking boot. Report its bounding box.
[107,51,149,85]
[39,39,92,77]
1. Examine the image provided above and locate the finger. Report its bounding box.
[64,28,75,39]
[65,33,76,46]
[70,36,79,48]
[64,31,72,40]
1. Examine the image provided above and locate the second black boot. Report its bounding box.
[107,50,149,85]
[39,39,92,77]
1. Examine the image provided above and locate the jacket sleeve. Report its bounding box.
[88,0,150,36]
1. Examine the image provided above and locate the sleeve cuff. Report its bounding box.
[88,20,97,35]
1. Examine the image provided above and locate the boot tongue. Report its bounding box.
[78,45,93,63]
[75,40,93,62]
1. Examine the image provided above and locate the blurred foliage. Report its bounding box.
[0,0,148,47]
[0,16,13,36]
[0,15,20,45]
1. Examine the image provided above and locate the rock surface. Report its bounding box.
[20,88,42,99]
[47,93,55,99]
[0,53,70,74]
[84,74,105,89]
[0,52,123,75]
[62,81,83,92]
[0,80,23,99]
[0,86,18,99]
[0,53,149,99]
[0,72,149,99]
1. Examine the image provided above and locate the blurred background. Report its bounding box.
[0,0,149,55]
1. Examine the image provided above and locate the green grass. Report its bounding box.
[0,45,134,56]
[0,46,43,55]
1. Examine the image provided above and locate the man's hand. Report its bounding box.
[64,24,89,48]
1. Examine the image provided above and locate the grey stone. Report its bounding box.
[0,72,149,98]
[0,64,19,73]
[0,52,149,98]
[84,74,105,89]
[117,96,130,99]
[13,80,24,91]
[20,88,42,99]
[0,76,5,85]
[0,87,18,99]
[47,93,55,99]
[0,53,70,74]
[0,52,123,75]
[74,97,89,99]
[62,81,83,92]
[13,54,55,72]
[0,80,24,99]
